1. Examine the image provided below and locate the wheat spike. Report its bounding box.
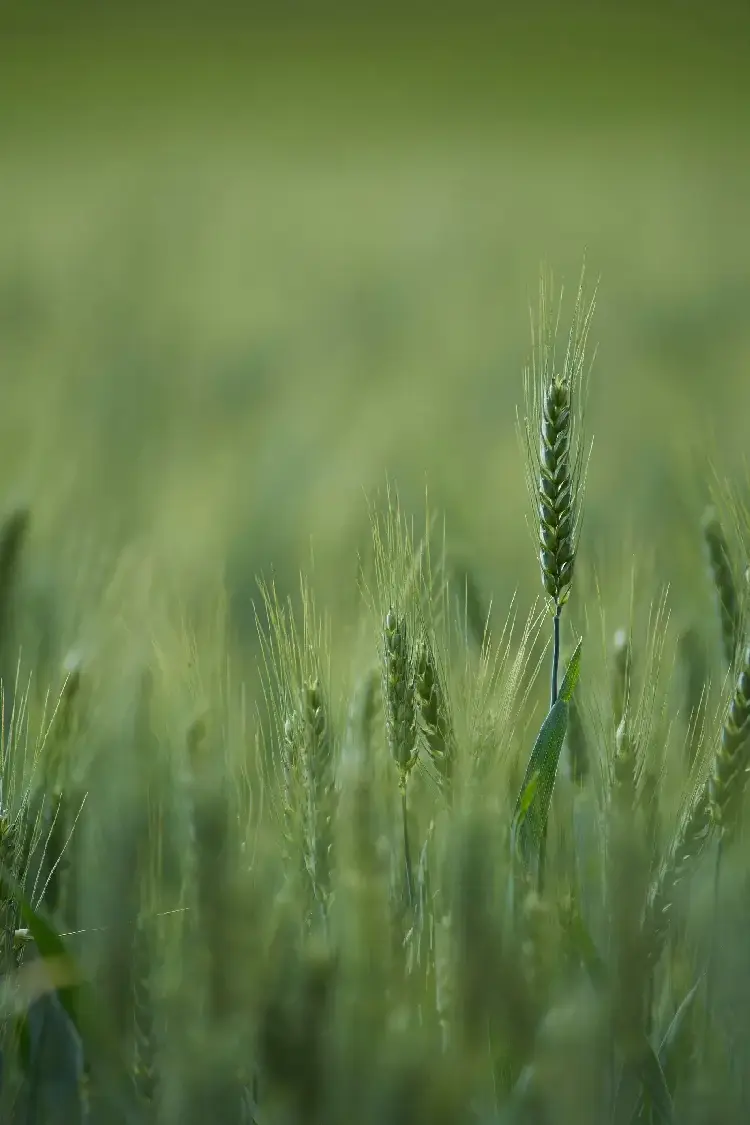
[702,506,741,668]
[538,379,576,607]
[415,632,455,790]
[642,787,712,967]
[284,676,335,900]
[383,609,418,783]
[708,641,750,835]
[520,267,595,615]
[611,628,632,731]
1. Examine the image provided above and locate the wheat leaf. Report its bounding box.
[512,698,569,867]
[558,637,583,702]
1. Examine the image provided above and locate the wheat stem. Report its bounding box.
[401,783,414,908]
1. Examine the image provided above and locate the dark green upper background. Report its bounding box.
[1,0,749,662]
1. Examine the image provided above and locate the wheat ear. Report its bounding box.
[704,641,750,1036]
[383,608,418,904]
[520,265,595,693]
[642,787,711,969]
[284,676,335,905]
[611,628,632,731]
[702,506,741,669]
[519,265,595,892]
[708,641,750,834]
[415,632,455,792]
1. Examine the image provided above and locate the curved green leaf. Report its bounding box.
[559,637,583,703]
[616,1040,674,1125]
[0,863,81,1036]
[512,697,569,868]
[659,977,701,1085]
[637,1040,674,1124]
[631,978,702,1120]
[0,862,136,1123]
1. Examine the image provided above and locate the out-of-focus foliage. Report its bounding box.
[1,10,750,1124]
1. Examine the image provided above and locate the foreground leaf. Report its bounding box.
[512,698,569,870]
[0,863,82,1035]
[558,637,583,703]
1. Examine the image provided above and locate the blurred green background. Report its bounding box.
[1,2,750,669]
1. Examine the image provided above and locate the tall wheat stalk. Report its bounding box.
[519,264,596,891]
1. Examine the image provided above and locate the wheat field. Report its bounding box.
[1,11,750,1124]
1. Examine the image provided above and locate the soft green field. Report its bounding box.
[2,18,750,1123]
[2,23,750,674]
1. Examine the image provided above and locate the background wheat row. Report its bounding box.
[3,9,750,1122]
[0,266,750,1124]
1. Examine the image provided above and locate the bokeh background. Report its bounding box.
[2,1,750,676]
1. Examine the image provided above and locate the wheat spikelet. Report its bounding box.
[702,506,741,669]
[256,575,338,921]
[538,380,576,607]
[382,607,419,908]
[383,609,418,784]
[708,641,750,835]
[642,786,712,968]
[611,628,632,731]
[364,498,428,914]
[612,717,637,810]
[519,267,595,615]
[415,631,455,790]
[283,675,335,902]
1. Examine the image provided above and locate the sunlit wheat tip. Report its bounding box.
[613,718,636,802]
[611,628,631,729]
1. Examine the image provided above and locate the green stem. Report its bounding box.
[538,607,563,894]
[551,607,562,706]
[704,835,724,1043]
[401,782,414,908]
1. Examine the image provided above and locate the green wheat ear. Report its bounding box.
[708,641,750,835]
[642,786,712,969]
[611,628,632,731]
[383,608,418,785]
[702,506,741,669]
[519,265,596,615]
[415,631,455,791]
